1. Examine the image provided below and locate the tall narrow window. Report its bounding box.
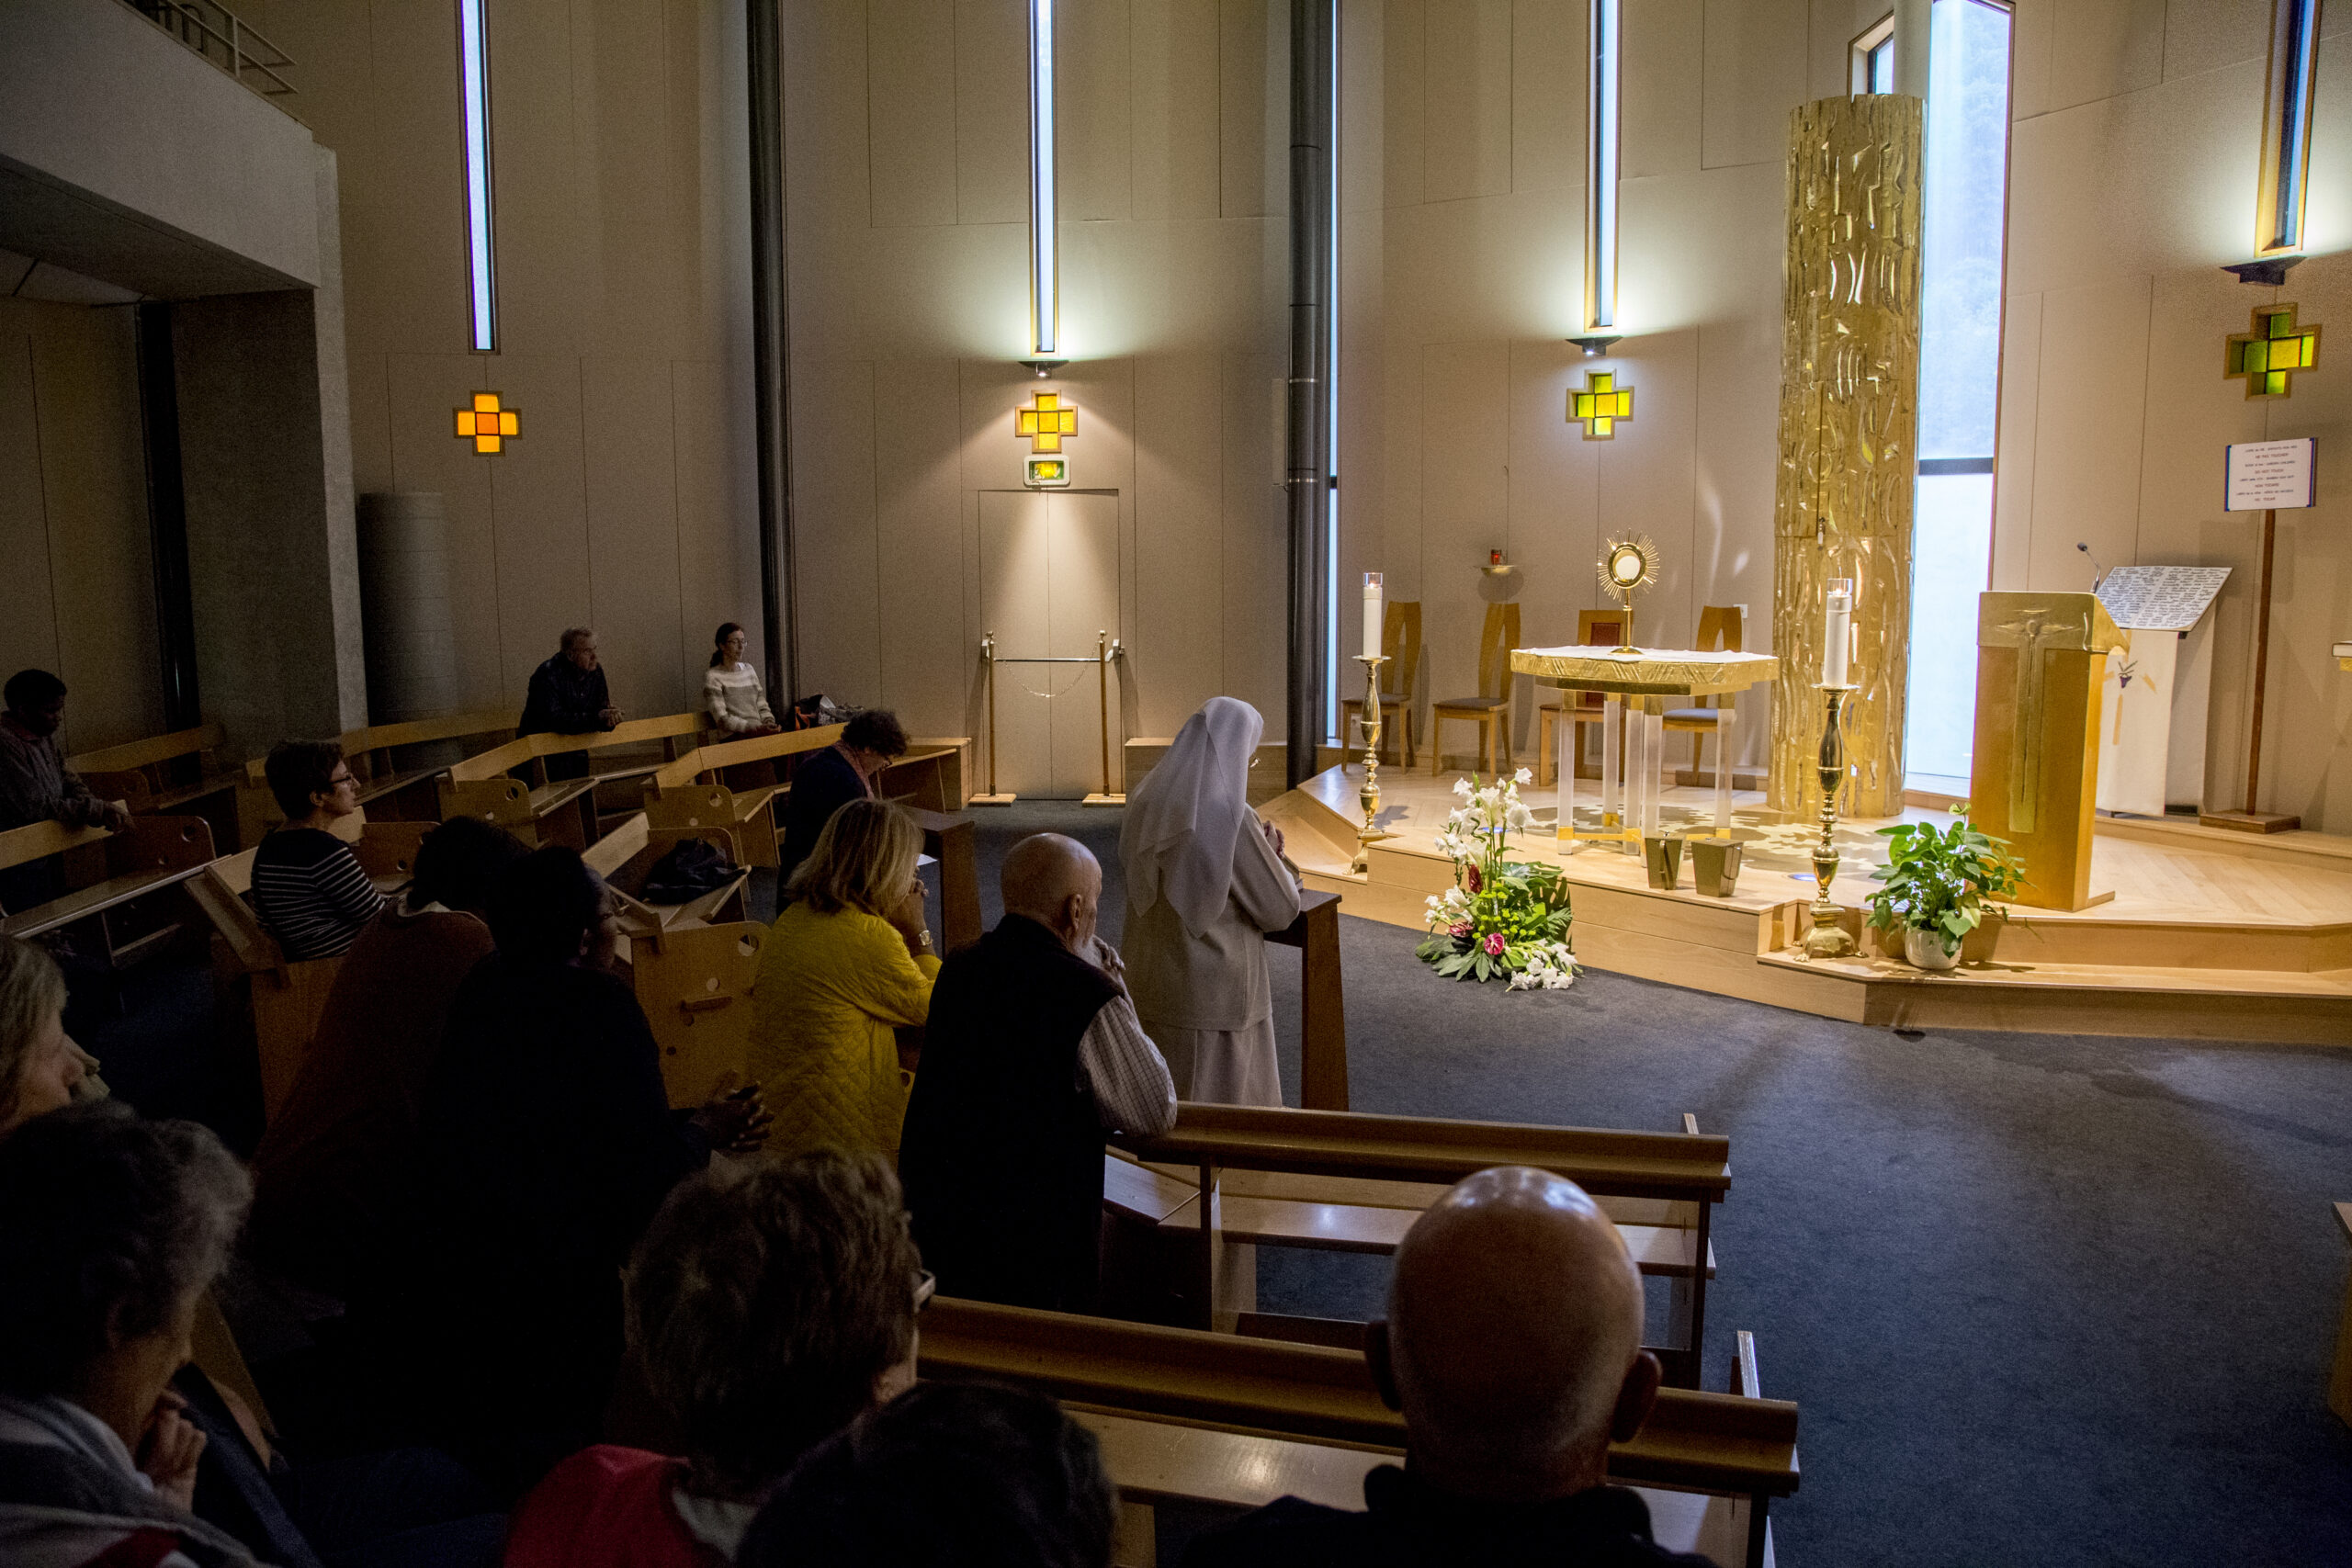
[1901,0,2012,783]
[1851,15,1895,95]
[1027,0,1058,362]
[1323,30,1341,743]
[2256,0,2321,257]
[458,0,496,353]
[1583,0,1619,337]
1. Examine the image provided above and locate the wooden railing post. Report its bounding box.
[1266,888,1348,1111]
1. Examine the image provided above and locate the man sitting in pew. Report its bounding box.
[520,628,623,784]
[900,833,1175,1314]
[1183,1167,1711,1568]
[777,707,910,885]
[0,669,130,912]
[251,740,386,962]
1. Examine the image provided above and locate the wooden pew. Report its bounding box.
[880,737,974,812]
[585,812,754,935]
[918,1297,1797,1568]
[1268,888,1347,1111]
[641,726,842,866]
[1114,1105,1729,1390]
[70,724,243,852]
[436,714,710,848]
[234,710,522,843]
[0,817,218,970]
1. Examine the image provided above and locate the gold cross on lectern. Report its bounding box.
[1569,370,1634,440]
[2224,303,2321,399]
[1015,390,1078,453]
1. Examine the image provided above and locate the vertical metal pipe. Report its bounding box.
[748,0,799,705]
[1284,0,1335,786]
[134,303,200,730]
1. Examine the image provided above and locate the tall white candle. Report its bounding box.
[1822,581,1852,686]
[1363,573,1384,660]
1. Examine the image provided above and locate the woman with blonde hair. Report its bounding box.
[0,935,95,1138]
[750,798,938,1158]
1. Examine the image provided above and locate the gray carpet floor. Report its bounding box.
[962,801,2352,1566]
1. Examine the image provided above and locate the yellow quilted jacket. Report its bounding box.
[750,901,941,1159]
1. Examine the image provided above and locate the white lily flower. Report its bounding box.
[1453,777,1474,798]
[1513,767,1532,785]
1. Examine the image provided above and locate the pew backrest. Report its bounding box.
[0,816,217,935]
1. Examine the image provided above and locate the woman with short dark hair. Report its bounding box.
[253,739,385,961]
[503,1153,922,1564]
[776,707,912,883]
[0,1101,259,1567]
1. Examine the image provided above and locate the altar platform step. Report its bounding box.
[1269,762,2352,1046]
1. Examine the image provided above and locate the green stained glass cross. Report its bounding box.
[2224,303,2321,399]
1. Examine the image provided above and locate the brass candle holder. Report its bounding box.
[1351,654,1396,874]
[1804,682,1859,959]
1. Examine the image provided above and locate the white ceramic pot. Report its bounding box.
[1904,927,1961,971]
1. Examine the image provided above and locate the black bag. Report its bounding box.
[786,694,850,731]
[641,838,741,904]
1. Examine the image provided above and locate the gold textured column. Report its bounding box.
[1768,96,1924,821]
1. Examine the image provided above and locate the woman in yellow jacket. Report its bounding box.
[751,797,939,1158]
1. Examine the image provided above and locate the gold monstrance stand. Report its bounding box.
[1804,682,1859,957]
[1351,654,1395,874]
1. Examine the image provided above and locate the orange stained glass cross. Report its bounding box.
[454,391,521,454]
[2224,303,2321,399]
[1015,390,1078,454]
[1569,370,1634,439]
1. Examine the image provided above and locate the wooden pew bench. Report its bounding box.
[919,1298,1796,1568]
[641,727,843,867]
[71,724,244,851]
[439,737,601,849]
[0,816,219,968]
[1113,1104,1730,1389]
[235,711,522,842]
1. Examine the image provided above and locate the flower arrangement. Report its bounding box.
[1864,807,2025,960]
[1416,770,1578,990]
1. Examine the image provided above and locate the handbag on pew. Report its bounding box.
[784,694,849,732]
[641,839,741,904]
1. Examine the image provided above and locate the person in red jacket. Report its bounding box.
[503,1152,923,1567]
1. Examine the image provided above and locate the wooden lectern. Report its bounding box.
[1968,592,2123,912]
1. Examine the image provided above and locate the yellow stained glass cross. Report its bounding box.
[2224,303,2321,399]
[1569,370,1634,440]
[454,391,521,454]
[1015,390,1078,454]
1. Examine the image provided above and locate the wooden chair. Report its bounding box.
[1427,602,1520,776]
[71,724,243,852]
[1663,605,1745,784]
[1536,610,1628,787]
[1338,601,1421,766]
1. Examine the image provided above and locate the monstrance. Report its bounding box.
[1596,536,1658,651]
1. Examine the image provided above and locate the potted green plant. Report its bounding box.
[1864,808,2024,972]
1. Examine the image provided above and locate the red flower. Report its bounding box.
[1449,921,1472,939]
[1464,863,1483,894]
[1483,931,1507,956]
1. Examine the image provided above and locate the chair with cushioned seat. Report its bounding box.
[1661,605,1744,784]
[1429,602,1520,776]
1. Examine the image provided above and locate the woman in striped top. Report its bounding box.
[705,622,783,736]
[251,740,385,962]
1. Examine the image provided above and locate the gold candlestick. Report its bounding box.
[1804,682,1859,958]
[1351,654,1396,874]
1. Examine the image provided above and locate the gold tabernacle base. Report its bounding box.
[1254,762,2352,1046]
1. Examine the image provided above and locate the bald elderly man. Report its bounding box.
[899,832,1176,1312]
[1183,1167,1711,1567]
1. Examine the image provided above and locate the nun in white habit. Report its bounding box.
[1120,696,1302,1106]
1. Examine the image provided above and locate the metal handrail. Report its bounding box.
[121,0,295,99]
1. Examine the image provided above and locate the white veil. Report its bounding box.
[1121,696,1262,938]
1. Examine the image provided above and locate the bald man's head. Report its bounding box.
[1001,834,1102,953]
[1376,1167,1657,1500]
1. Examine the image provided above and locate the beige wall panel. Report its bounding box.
[1622,0,1701,178]
[485,0,588,360]
[2130,272,2272,570]
[577,0,680,361]
[347,352,395,495]
[332,0,469,359]
[580,357,687,717]
[1510,0,1582,193]
[1382,0,1426,209]
[1377,333,1426,604]
[1692,314,1781,653]
[1421,0,1513,201]
[978,489,1055,793]
[482,356,594,700]
[1219,349,1288,725]
[2022,279,2149,595]
[2307,37,2352,252]
[793,358,883,704]
[874,358,971,734]
[1702,0,1810,170]
[672,359,763,686]
[384,355,503,709]
[1133,350,1227,735]
[786,0,874,232]
[2161,0,2271,82]
[1502,336,1600,660]
[868,0,961,227]
[1592,330,1697,647]
[956,0,1031,226]
[0,321,61,694]
[1991,293,2041,591]
[662,0,718,342]
[2009,0,2053,119]
[1060,0,1135,221]
[806,225,1027,362]
[2045,0,2166,112]
[1044,492,1125,794]
[1222,0,1283,218]
[1417,340,1510,720]
[1131,0,1222,221]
